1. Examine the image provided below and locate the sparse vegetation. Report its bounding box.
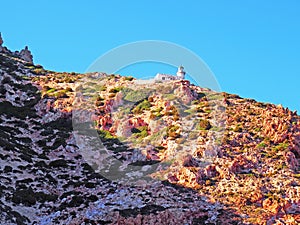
[132,99,151,114]
[109,87,122,93]
[131,126,148,138]
[197,119,211,130]
[124,76,134,81]
[165,105,179,117]
[256,141,267,149]
[167,125,180,138]
[122,88,153,102]
[98,130,115,139]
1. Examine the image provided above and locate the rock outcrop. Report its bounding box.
[18,46,33,64]
[0,32,3,52]
[0,32,3,46]
[0,33,33,63]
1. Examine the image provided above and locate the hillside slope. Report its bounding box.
[0,46,299,225]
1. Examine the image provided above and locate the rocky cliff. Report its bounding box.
[0,42,299,225]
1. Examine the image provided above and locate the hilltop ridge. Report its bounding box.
[0,42,299,224]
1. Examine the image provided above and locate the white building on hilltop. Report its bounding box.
[154,66,186,82]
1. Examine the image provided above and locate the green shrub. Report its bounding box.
[107,74,117,80]
[96,96,104,101]
[184,108,196,114]
[65,87,73,92]
[42,86,51,92]
[125,76,134,81]
[132,126,148,138]
[207,93,223,100]
[233,124,243,132]
[108,93,116,98]
[96,86,107,92]
[197,119,211,130]
[98,130,115,139]
[167,125,180,138]
[109,87,122,93]
[33,68,46,75]
[257,141,267,148]
[82,87,96,93]
[165,93,176,100]
[165,105,178,116]
[95,95,105,106]
[46,88,56,94]
[132,99,151,114]
[122,88,153,102]
[273,142,289,152]
[254,127,261,132]
[151,107,163,115]
[55,90,68,98]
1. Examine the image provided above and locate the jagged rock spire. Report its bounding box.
[19,46,33,64]
[0,32,3,46]
[0,33,3,53]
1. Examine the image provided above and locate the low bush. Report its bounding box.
[54,90,68,98]
[197,119,211,130]
[109,87,122,93]
[132,99,151,114]
[132,126,148,138]
[167,125,180,138]
[124,76,134,81]
[122,88,153,102]
[165,105,178,116]
[98,130,115,139]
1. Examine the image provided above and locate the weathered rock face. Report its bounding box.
[18,46,33,63]
[0,40,299,225]
[115,119,132,137]
[173,80,195,104]
[0,51,243,225]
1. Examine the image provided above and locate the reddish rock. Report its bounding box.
[229,155,254,174]
[182,154,198,167]
[285,151,299,170]
[262,198,280,214]
[204,164,219,178]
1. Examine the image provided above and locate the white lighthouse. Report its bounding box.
[176,65,186,80]
[154,65,186,82]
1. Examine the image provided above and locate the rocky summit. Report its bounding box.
[0,39,299,225]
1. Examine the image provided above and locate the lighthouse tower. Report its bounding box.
[176,65,186,80]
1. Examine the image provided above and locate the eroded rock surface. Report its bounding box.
[0,44,299,225]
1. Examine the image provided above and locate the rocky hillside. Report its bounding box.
[0,39,299,225]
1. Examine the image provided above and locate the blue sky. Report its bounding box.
[1,0,299,112]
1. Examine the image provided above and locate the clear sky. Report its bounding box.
[1,0,299,112]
